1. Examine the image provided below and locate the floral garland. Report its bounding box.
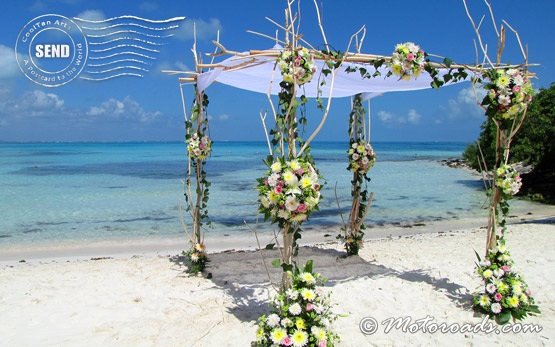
[347,140,376,174]
[473,239,540,324]
[256,261,339,346]
[187,131,212,160]
[389,42,426,80]
[278,47,317,85]
[482,68,534,121]
[257,157,322,225]
[184,242,208,274]
[495,164,522,197]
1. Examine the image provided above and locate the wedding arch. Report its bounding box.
[165,0,538,336]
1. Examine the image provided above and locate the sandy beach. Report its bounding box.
[1,210,554,346]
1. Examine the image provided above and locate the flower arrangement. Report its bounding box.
[184,242,208,274]
[495,164,522,197]
[347,140,376,174]
[473,239,540,324]
[482,68,534,121]
[389,42,426,80]
[278,47,317,85]
[257,157,322,224]
[187,132,212,160]
[256,260,339,346]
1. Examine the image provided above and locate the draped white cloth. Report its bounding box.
[196,47,470,98]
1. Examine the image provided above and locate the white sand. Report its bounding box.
[1,219,554,346]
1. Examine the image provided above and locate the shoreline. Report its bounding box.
[1,201,553,264]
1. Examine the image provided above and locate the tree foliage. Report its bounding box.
[463,83,555,203]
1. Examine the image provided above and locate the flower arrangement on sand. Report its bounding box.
[256,261,339,347]
[278,47,317,85]
[347,140,376,174]
[473,239,540,324]
[257,157,322,224]
[482,68,534,121]
[187,132,212,160]
[389,42,426,80]
[184,242,207,274]
[495,164,522,197]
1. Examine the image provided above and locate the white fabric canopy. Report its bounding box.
[196,47,470,98]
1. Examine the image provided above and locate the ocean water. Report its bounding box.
[0,141,493,245]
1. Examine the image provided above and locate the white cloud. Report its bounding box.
[377,110,393,122]
[377,109,421,125]
[0,44,20,79]
[176,18,222,41]
[407,109,421,124]
[440,86,486,120]
[86,96,161,123]
[218,114,230,121]
[75,9,106,21]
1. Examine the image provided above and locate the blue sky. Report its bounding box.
[1,0,554,142]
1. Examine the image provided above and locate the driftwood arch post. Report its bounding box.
[339,93,376,255]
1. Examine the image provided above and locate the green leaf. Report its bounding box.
[304,259,313,273]
[271,258,281,268]
[443,57,453,68]
[496,311,512,325]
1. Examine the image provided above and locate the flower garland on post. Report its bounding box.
[255,26,341,343]
[256,260,340,347]
[183,87,212,274]
[257,46,322,290]
[472,67,539,323]
[338,94,376,256]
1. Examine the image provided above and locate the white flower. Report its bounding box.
[283,170,299,187]
[291,329,309,347]
[491,303,502,314]
[352,153,360,161]
[287,288,299,300]
[271,161,282,172]
[314,304,324,314]
[311,327,327,342]
[486,283,497,294]
[300,272,315,284]
[300,288,316,301]
[285,196,300,212]
[493,269,505,278]
[498,95,511,106]
[278,209,290,219]
[267,173,280,187]
[270,327,287,344]
[267,313,281,328]
[288,160,301,171]
[300,176,312,189]
[289,303,302,315]
[290,214,307,223]
[281,318,293,327]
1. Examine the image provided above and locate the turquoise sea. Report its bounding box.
[0,141,495,245]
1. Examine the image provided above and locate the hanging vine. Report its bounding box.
[337,94,376,256]
[182,87,212,274]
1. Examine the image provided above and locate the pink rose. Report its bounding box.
[513,85,521,93]
[275,186,283,194]
[494,293,503,302]
[501,265,510,272]
[295,168,305,176]
[283,336,293,346]
[407,53,415,62]
[306,303,314,311]
[318,340,327,347]
[296,203,308,213]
